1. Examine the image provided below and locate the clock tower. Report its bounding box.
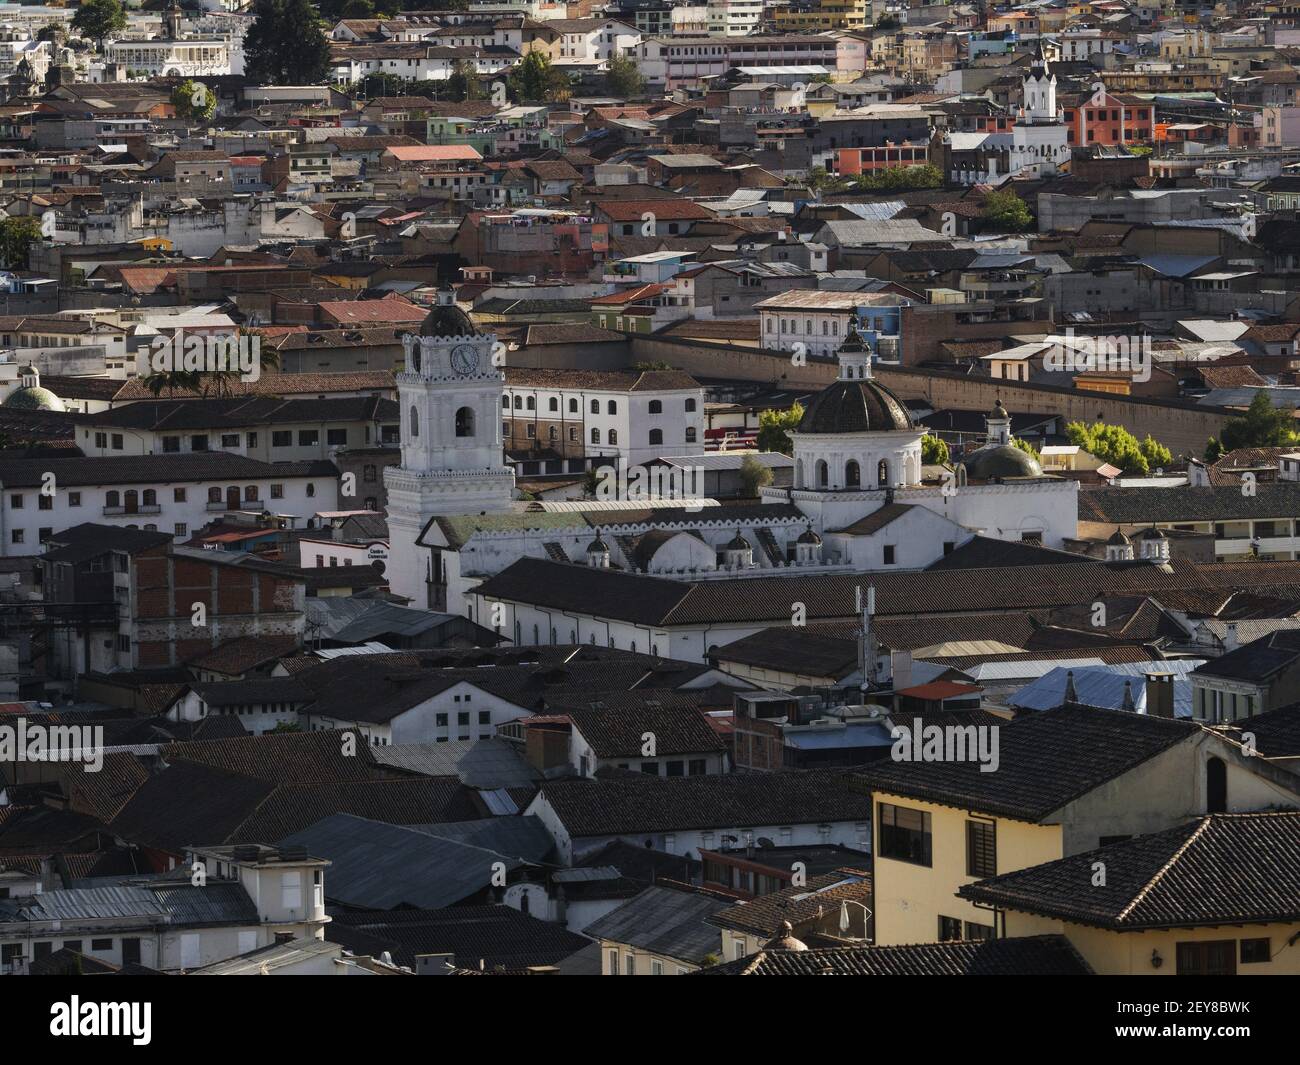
[383,288,515,606]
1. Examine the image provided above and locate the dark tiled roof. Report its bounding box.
[693,934,1092,975]
[162,729,389,784]
[713,627,859,677]
[1193,629,1300,681]
[327,905,591,971]
[959,813,1300,930]
[0,453,331,489]
[854,705,1198,823]
[1079,484,1300,524]
[186,634,302,675]
[554,700,727,758]
[534,770,871,837]
[582,885,732,964]
[708,872,872,937]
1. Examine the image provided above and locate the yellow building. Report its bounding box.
[857,705,1300,946]
[773,0,870,32]
[961,811,1300,975]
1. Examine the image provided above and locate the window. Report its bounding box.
[502,396,510,409]
[455,407,475,437]
[883,545,895,565]
[591,399,600,414]
[121,938,141,965]
[272,431,291,448]
[163,435,180,453]
[174,488,187,502]
[191,434,208,451]
[685,398,696,412]
[281,870,303,909]
[221,433,239,448]
[11,529,22,544]
[526,396,535,410]
[648,428,663,446]
[548,397,558,412]
[964,922,994,941]
[207,487,221,503]
[966,820,996,878]
[591,428,601,444]
[685,427,696,443]
[69,492,80,507]
[95,432,107,448]
[9,494,20,509]
[938,916,963,941]
[174,523,187,537]
[648,399,662,414]
[607,400,617,415]
[38,493,51,510]
[409,405,419,437]
[327,428,347,446]
[91,938,112,952]
[1176,940,1236,975]
[1241,938,1270,964]
[270,484,283,499]
[112,434,123,450]
[608,950,619,974]
[299,429,319,447]
[878,802,931,866]
[247,432,258,449]
[569,398,578,413]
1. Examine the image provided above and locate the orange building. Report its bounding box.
[835,142,930,176]
[1060,87,1154,147]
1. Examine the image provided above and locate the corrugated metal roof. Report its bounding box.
[1010,662,1203,717]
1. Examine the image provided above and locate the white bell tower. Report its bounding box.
[384,288,515,606]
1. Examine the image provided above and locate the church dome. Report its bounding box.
[961,443,1042,480]
[796,524,822,545]
[3,386,64,412]
[725,529,751,552]
[797,377,913,435]
[1107,527,1131,546]
[586,532,608,554]
[1136,525,1166,541]
[418,288,476,338]
[765,921,808,952]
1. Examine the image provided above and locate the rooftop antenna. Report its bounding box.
[855,585,877,694]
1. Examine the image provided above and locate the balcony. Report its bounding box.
[102,505,161,516]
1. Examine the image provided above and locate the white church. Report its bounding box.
[384,295,1078,615]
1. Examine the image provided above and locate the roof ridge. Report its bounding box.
[1114,816,1211,925]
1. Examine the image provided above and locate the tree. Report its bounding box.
[1066,421,1172,476]
[0,216,42,269]
[340,0,374,15]
[739,454,773,497]
[1011,436,1040,460]
[244,0,335,87]
[982,188,1033,232]
[852,163,941,192]
[1216,390,1300,453]
[630,360,673,371]
[756,402,804,456]
[36,23,63,44]
[508,50,570,102]
[1204,436,1224,462]
[71,0,127,46]
[170,80,216,121]
[921,434,949,465]
[605,55,644,98]
[446,59,483,102]
[581,466,601,498]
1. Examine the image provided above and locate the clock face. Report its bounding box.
[450,344,479,376]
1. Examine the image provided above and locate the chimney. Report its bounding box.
[1224,622,1239,652]
[891,648,913,693]
[1064,670,1077,704]
[1121,679,1136,712]
[1145,672,1175,719]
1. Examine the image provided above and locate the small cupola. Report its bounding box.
[723,528,753,568]
[586,530,610,568]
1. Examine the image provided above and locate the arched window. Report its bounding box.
[648,399,662,414]
[207,487,221,503]
[526,396,535,410]
[306,483,316,497]
[124,489,138,513]
[455,407,475,437]
[548,426,557,441]
[608,429,618,445]
[410,347,420,373]
[845,460,860,487]
[1206,756,1227,813]
[244,486,257,500]
[363,465,376,482]
[795,460,804,488]
[590,399,599,414]
[409,405,419,438]
[364,497,377,511]
[142,489,157,506]
[591,427,601,444]
[106,490,120,508]
[513,395,522,409]
[649,428,663,446]
[607,400,617,415]
[685,427,697,443]
[685,398,696,412]
[816,460,829,488]
[548,397,558,412]
[877,459,889,487]
[569,398,578,413]
[501,396,509,409]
